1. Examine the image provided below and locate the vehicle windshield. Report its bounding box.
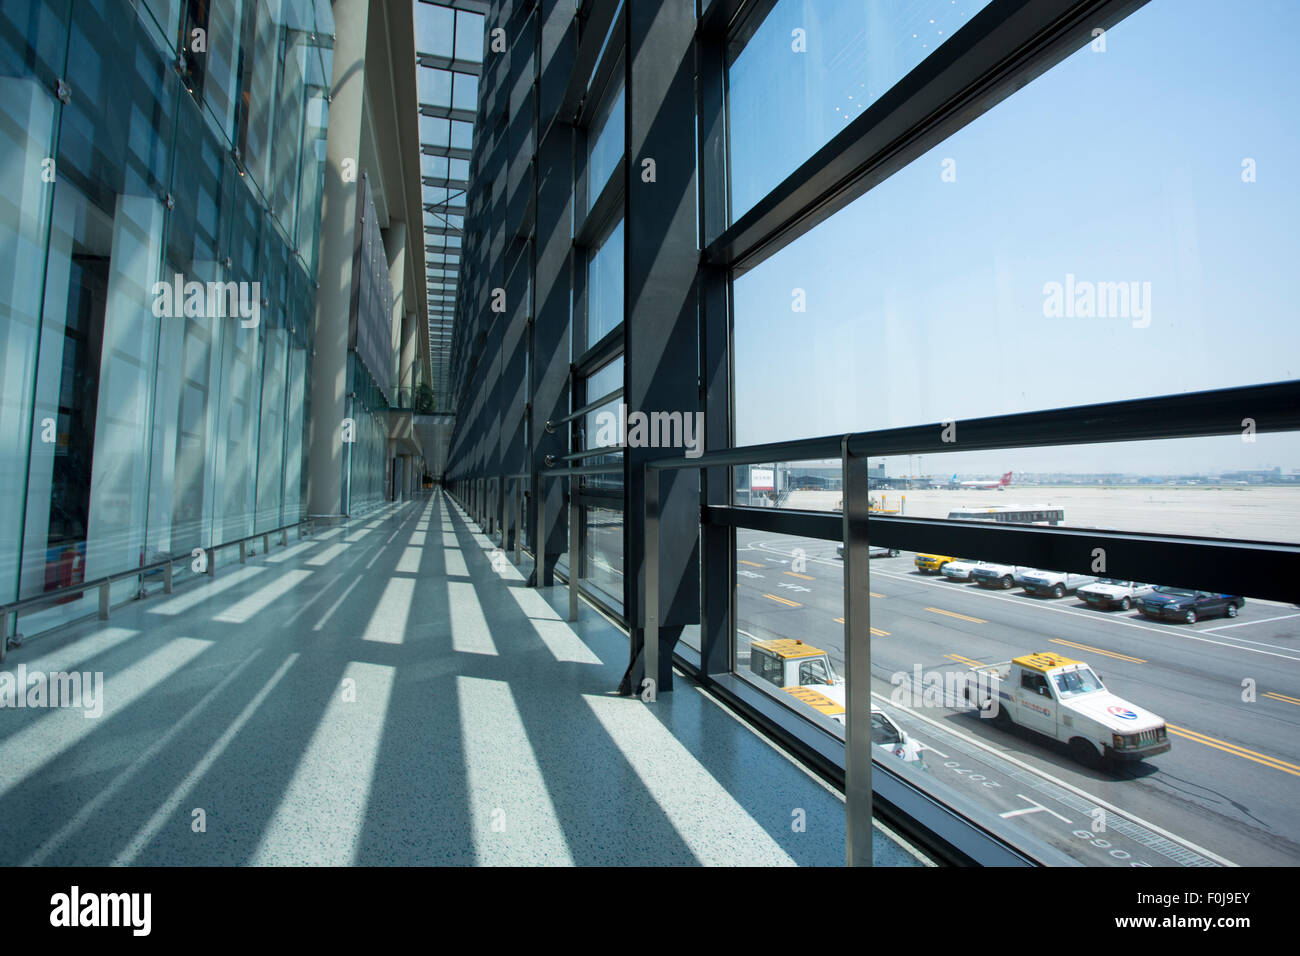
[1154,587,1195,597]
[1096,578,1130,586]
[870,712,903,746]
[1053,667,1104,698]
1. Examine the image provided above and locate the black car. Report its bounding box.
[1138,587,1245,624]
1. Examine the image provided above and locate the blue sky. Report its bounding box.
[727,0,1300,474]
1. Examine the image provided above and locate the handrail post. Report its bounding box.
[165,560,174,594]
[643,465,659,702]
[239,541,247,564]
[514,479,523,565]
[842,435,873,867]
[568,473,579,622]
[207,546,216,577]
[533,474,546,588]
[98,581,111,621]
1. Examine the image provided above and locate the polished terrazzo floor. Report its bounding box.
[0,491,924,866]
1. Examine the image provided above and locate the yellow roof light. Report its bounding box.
[1013,651,1083,673]
[751,638,827,659]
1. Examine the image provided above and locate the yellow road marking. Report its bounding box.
[1263,691,1300,706]
[946,653,986,668]
[871,592,885,599]
[1049,638,1147,664]
[738,560,763,568]
[832,617,888,636]
[784,571,814,580]
[925,607,987,624]
[1167,724,1300,778]
[762,593,801,607]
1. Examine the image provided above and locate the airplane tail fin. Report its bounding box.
[1001,471,1013,485]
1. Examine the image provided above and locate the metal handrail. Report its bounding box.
[556,445,625,462]
[644,379,1300,472]
[1,519,308,660]
[544,386,624,432]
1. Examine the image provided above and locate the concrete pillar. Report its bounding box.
[306,0,369,519]
[383,220,406,404]
[400,309,417,406]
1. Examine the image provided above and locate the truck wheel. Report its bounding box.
[1052,584,1066,599]
[1069,737,1104,769]
[1185,609,1197,624]
[1000,576,1013,589]
[1225,603,1238,618]
[1119,597,1131,611]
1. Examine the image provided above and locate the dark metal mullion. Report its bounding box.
[707,505,1300,603]
[554,0,621,129]
[573,156,625,248]
[650,379,1300,473]
[576,16,626,130]
[571,321,624,377]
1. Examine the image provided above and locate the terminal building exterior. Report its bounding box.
[0,0,1297,871]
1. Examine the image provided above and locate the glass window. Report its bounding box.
[588,79,624,205]
[733,0,1300,450]
[415,1,455,57]
[728,0,992,221]
[586,218,623,347]
[454,10,485,62]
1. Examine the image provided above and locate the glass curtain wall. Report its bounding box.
[0,0,331,636]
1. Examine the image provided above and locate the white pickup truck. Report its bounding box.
[748,638,924,763]
[1020,570,1098,599]
[963,651,1170,767]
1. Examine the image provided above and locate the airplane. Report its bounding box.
[949,471,1012,490]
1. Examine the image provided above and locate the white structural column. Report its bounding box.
[306,0,370,518]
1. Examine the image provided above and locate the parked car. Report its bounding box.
[1078,579,1155,611]
[836,545,901,558]
[915,553,956,574]
[940,559,981,581]
[1021,570,1099,599]
[1138,587,1245,624]
[971,562,1039,590]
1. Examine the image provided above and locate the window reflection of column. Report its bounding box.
[2,76,58,603]
[83,193,165,584]
[21,185,117,610]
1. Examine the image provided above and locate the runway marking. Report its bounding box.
[1001,794,1073,824]
[784,571,815,581]
[872,691,1237,867]
[738,560,764,568]
[926,607,987,624]
[1263,691,1300,707]
[1203,613,1300,632]
[946,653,985,668]
[762,593,802,608]
[871,592,885,599]
[1049,638,1147,664]
[832,617,889,636]
[1166,725,1300,778]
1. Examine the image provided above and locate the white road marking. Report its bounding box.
[746,538,1300,663]
[871,690,1237,867]
[1203,613,1300,633]
[1001,794,1073,824]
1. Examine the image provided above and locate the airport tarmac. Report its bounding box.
[782,486,1300,542]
